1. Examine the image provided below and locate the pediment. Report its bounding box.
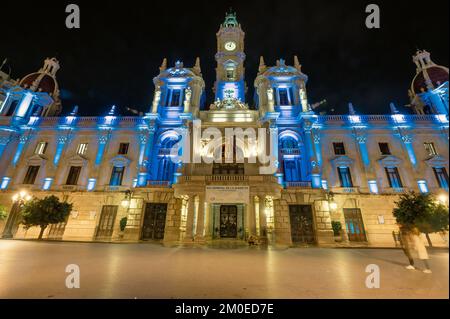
[110,155,131,167]
[424,155,448,168]
[378,155,402,167]
[330,155,354,166]
[67,154,89,166]
[27,154,47,165]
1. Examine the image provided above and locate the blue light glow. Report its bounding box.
[348,115,361,124]
[417,180,429,193]
[392,114,406,124]
[435,114,449,124]
[87,178,96,191]
[42,178,53,190]
[1,177,11,189]
[321,179,328,190]
[15,92,34,117]
[368,180,379,194]
[311,174,322,188]
[137,173,147,187]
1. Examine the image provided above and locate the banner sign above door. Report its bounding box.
[205,186,249,204]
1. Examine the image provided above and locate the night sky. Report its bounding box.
[1,0,448,116]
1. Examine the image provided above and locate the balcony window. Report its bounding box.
[110,166,125,186]
[385,167,403,188]
[338,167,353,187]
[23,166,40,185]
[433,167,449,189]
[66,166,81,185]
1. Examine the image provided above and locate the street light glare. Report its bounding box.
[438,193,449,205]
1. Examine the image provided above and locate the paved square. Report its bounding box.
[0,240,448,298]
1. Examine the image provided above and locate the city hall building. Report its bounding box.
[0,12,448,247]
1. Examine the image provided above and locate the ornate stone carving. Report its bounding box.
[401,134,413,144]
[210,97,249,110]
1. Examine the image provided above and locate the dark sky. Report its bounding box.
[1,0,448,116]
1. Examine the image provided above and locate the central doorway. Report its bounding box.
[219,205,238,238]
[141,203,167,240]
[289,205,315,244]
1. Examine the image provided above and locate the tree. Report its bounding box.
[21,195,72,240]
[416,203,449,247]
[393,192,449,247]
[0,204,7,221]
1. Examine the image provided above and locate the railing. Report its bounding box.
[331,187,360,194]
[146,180,171,187]
[382,187,409,194]
[285,181,312,188]
[206,175,248,182]
[178,175,279,184]
[280,148,301,155]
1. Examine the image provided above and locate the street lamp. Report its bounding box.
[2,190,32,238]
[437,192,449,206]
[12,190,32,204]
[327,191,338,211]
[121,190,132,208]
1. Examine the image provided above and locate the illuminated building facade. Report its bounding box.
[0,12,448,247]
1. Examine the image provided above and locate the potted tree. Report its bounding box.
[21,195,72,240]
[331,220,342,242]
[119,216,128,239]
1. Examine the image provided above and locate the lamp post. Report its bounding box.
[2,190,32,238]
[121,190,132,208]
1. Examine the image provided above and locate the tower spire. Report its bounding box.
[193,57,201,75]
[258,56,266,73]
[294,55,302,72]
[159,58,167,72]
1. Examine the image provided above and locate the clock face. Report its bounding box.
[224,41,237,51]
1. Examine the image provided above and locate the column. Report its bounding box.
[12,135,30,166]
[258,195,267,238]
[195,193,205,241]
[95,132,110,167]
[400,133,418,169]
[184,195,195,242]
[138,126,156,186]
[0,135,11,159]
[246,195,256,237]
[304,123,321,188]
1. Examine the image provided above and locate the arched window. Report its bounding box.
[279,134,302,182]
[156,134,181,181]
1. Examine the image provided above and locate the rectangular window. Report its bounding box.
[109,166,125,186]
[66,166,82,185]
[338,167,353,187]
[118,143,129,155]
[424,142,437,156]
[169,89,182,107]
[23,166,40,184]
[378,142,391,155]
[76,143,88,155]
[385,167,403,188]
[226,68,235,80]
[333,142,346,155]
[278,88,290,106]
[433,167,449,189]
[34,142,47,155]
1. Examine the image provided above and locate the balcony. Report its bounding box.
[285,181,312,188]
[178,175,279,185]
[331,187,360,194]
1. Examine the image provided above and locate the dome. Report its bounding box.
[159,67,195,79]
[412,66,449,94]
[19,73,57,95]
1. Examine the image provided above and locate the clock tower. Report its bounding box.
[214,10,247,102]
